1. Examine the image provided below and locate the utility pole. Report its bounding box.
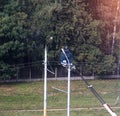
[67,64,71,116]
[43,44,47,116]
[61,48,71,116]
[43,37,53,116]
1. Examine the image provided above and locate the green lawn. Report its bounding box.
[0,109,120,116]
[0,79,120,116]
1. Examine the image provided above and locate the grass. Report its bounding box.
[0,110,120,116]
[0,79,120,116]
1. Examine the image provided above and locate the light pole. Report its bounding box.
[67,64,71,116]
[61,48,71,116]
[43,44,47,116]
[43,36,53,116]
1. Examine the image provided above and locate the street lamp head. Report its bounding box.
[50,36,53,40]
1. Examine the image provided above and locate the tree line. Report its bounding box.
[0,0,120,79]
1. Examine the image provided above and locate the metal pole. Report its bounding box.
[52,86,67,94]
[75,70,117,116]
[43,44,47,116]
[61,48,71,116]
[67,64,71,116]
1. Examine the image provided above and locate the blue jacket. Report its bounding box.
[60,48,73,64]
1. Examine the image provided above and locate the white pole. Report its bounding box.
[61,48,71,116]
[43,44,47,116]
[67,64,71,116]
[103,104,117,116]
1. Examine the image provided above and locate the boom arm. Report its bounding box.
[77,71,117,116]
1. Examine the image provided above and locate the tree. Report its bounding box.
[31,1,58,61]
[0,0,118,79]
[0,0,30,78]
[89,0,120,75]
[51,0,116,75]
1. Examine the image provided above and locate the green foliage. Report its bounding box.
[100,55,116,74]
[0,0,118,78]
[0,0,31,78]
[0,61,17,79]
